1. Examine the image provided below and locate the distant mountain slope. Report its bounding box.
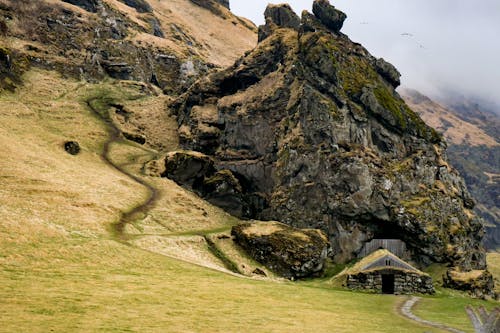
[402,89,500,250]
[439,93,500,142]
[402,89,497,147]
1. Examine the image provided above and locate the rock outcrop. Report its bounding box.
[231,221,329,279]
[170,0,488,283]
[375,58,401,88]
[160,151,265,217]
[0,46,29,92]
[312,0,346,33]
[258,4,301,42]
[402,89,500,250]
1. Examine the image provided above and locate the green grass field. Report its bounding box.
[0,69,498,333]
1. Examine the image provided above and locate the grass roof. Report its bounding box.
[342,249,429,276]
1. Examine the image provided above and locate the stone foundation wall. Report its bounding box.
[347,269,434,294]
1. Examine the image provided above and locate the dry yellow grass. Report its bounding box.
[148,0,257,67]
[448,270,487,282]
[101,0,258,67]
[241,221,285,236]
[0,71,147,238]
[109,89,179,152]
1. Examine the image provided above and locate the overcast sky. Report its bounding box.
[231,1,500,105]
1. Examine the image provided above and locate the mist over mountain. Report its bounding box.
[232,0,500,106]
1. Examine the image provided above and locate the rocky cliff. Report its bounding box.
[170,0,487,275]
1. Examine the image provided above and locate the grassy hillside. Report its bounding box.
[0,69,498,333]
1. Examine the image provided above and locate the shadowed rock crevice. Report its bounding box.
[61,0,100,13]
[117,0,152,13]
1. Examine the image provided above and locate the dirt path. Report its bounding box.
[86,98,159,237]
[400,296,466,333]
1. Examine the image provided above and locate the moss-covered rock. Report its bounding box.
[443,268,496,299]
[375,58,401,88]
[231,221,329,279]
[258,4,301,42]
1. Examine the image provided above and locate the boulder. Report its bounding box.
[258,4,300,42]
[231,221,329,279]
[150,18,165,38]
[312,0,347,33]
[64,141,80,155]
[263,4,300,30]
[375,58,401,88]
[443,269,496,299]
[123,131,146,145]
[257,23,273,43]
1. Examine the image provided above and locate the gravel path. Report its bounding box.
[400,296,466,333]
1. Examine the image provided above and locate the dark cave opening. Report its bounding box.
[219,72,260,95]
[373,222,406,240]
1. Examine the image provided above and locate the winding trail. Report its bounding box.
[400,297,466,333]
[86,98,159,237]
